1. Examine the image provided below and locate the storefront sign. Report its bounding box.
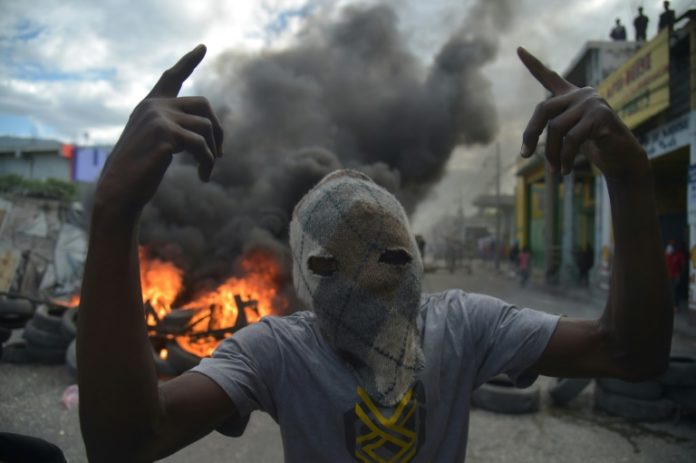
[689,165,696,225]
[598,29,670,129]
[640,114,690,160]
[691,21,696,110]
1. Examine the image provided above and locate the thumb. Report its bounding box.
[147,44,207,99]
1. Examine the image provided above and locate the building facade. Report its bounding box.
[596,17,695,322]
[516,12,696,324]
[516,41,642,284]
[0,136,112,184]
[0,137,72,181]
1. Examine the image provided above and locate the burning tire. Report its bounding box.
[160,309,196,334]
[595,378,662,401]
[165,340,202,374]
[471,375,540,414]
[594,384,675,421]
[549,378,592,405]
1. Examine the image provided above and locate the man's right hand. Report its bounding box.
[95,44,223,215]
[78,45,235,462]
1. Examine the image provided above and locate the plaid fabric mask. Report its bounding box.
[290,170,424,406]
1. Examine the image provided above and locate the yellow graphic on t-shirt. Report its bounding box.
[353,386,419,463]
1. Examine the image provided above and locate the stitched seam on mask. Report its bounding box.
[379,270,421,398]
[326,184,417,372]
[328,182,420,374]
[359,183,404,400]
[325,182,387,344]
[293,185,340,302]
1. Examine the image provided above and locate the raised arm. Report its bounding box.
[77,45,236,462]
[516,47,673,380]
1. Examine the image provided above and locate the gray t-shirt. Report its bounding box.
[192,290,560,462]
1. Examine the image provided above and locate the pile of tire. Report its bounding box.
[594,377,674,421]
[657,355,696,415]
[548,377,592,405]
[593,355,696,421]
[0,297,34,330]
[472,375,541,414]
[2,304,76,366]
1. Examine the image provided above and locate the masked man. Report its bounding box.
[77,45,673,462]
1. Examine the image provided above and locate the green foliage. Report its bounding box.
[0,174,77,201]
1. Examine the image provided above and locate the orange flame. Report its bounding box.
[137,247,287,358]
[177,250,288,357]
[65,247,287,359]
[53,293,81,308]
[139,248,184,325]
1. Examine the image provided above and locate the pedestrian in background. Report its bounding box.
[610,18,627,41]
[518,246,532,286]
[634,7,649,41]
[659,1,676,32]
[665,240,685,312]
[509,240,520,268]
[577,244,594,287]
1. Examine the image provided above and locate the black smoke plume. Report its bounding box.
[136,1,512,306]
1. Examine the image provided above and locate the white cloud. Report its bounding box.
[0,0,692,226]
[0,0,324,143]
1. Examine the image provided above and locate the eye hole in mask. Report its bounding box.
[378,249,412,266]
[308,256,339,277]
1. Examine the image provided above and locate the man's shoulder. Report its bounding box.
[258,310,317,337]
[421,289,506,309]
[215,310,319,356]
[420,289,507,325]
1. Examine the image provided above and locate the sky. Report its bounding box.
[1,0,693,230]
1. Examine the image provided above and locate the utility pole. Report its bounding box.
[495,142,501,271]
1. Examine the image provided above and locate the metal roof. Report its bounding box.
[0,136,64,154]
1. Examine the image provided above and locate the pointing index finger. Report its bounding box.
[517,47,575,96]
[148,44,207,98]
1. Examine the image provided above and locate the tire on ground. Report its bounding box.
[1,342,33,364]
[165,340,202,374]
[61,308,78,339]
[549,378,592,405]
[595,377,662,400]
[665,386,696,413]
[659,355,696,388]
[32,305,67,333]
[0,298,33,317]
[594,384,675,421]
[65,339,77,378]
[26,343,66,364]
[22,321,71,349]
[0,325,11,344]
[472,375,540,414]
[0,298,34,329]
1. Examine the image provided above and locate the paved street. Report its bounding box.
[1,263,695,462]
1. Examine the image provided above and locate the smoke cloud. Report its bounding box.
[135,1,513,305]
